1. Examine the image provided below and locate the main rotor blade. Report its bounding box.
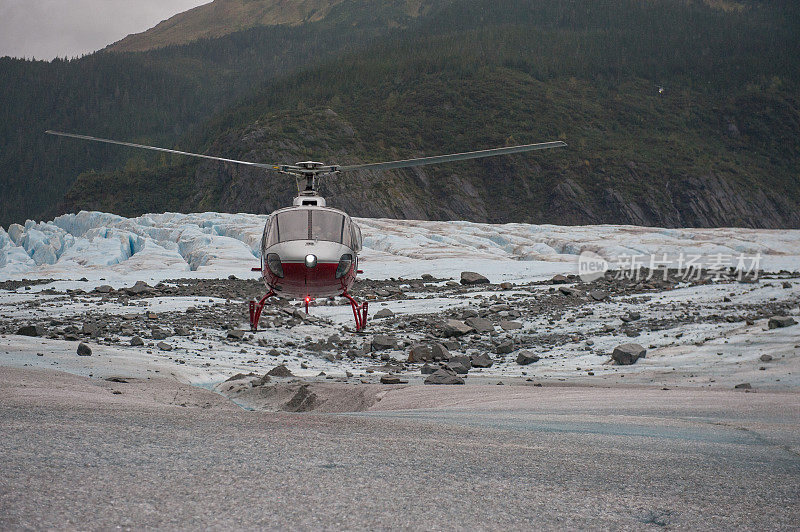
[338,141,567,173]
[46,130,277,170]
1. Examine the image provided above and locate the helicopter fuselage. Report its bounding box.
[259,197,362,301]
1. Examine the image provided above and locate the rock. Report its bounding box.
[447,355,472,374]
[105,377,128,383]
[768,316,797,329]
[267,365,294,377]
[421,273,435,281]
[734,382,752,389]
[499,320,523,331]
[516,351,540,365]
[82,323,99,337]
[380,374,408,385]
[424,368,465,385]
[130,336,144,346]
[371,334,397,351]
[76,343,92,356]
[157,341,173,351]
[461,271,490,285]
[611,343,646,365]
[759,354,773,362]
[374,308,394,319]
[782,281,792,289]
[95,285,113,294]
[151,327,170,340]
[442,319,473,337]
[495,341,514,355]
[465,317,494,334]
[431,343,450,361]
[551,274,569,284]
[441,339,460,351]
[559,286,579,296]
[408,343,450,364]
[470,353,495,368]
[126,281,153,295]
[461,309,479,319]
[420,363,437,375]
[17,325,44,337]
[500,282,513,290]
[227,329,246,340]
[408,344,433,363]
[620,311,641,322]
[590,290,609,301]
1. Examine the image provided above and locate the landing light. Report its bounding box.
[305,254,317,268]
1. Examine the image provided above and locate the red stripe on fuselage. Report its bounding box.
[264,261,355,298]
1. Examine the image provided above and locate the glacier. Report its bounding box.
[1,210,799,284]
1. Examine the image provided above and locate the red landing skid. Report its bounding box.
[249,291,369,332]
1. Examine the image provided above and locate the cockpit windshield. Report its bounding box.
[264,209,351,247]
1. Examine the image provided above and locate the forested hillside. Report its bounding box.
[4,0,800,228]
[0,1,425,227]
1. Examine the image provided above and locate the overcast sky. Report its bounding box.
[0,0,211,60]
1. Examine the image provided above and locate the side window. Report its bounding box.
[350,223,363,252]
[265,215,278,248]
[340,217,352,248]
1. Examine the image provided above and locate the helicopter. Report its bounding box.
[46,130,566,332]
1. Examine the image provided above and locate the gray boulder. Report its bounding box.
[465,317,494,334]
[424,368,465,385]
[442,319,473,337]
[371,334,398,351]
[380,374,408,385]
[17,325,44,337]
[516,351,540,365]
[76,343,92,356]
[408,344,432,363]
[495,341,514,355]
[408,343,449,363]
[374,308,395,319]
[499,320,523,331]
[226,330,246,340]
[461,271,490,285]
[157,341,173,351]
[611,343,646,365]
[126,281,153,295]
[590,290,610,301]
[551,274,569,284]
[420,363,437,375]
[768,316,797,329]
[470,353,495,368]
[130,336,144,347]
[82,323,99,337]
[447,355,472,374]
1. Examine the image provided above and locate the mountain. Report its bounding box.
[3,0,799,229]
[108,0,429,52]
[64,0,800,228]
[0,1,422,228]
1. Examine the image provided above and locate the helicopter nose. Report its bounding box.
[304,254,317,268]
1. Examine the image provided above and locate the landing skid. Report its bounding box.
[250,290,367,332]
[249,290,275,331]
[342,292,368,332]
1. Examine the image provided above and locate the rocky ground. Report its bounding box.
[2,268,799,413]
